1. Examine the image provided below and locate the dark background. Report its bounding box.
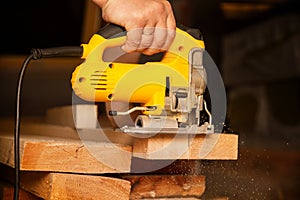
[0,0,300,199]
[0,0,85,54]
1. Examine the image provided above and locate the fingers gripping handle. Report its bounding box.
[81,23,205,64]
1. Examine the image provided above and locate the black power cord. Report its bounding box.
[14,46,83,200]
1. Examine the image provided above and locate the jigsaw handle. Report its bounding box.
[176,23,203,40]
[96,23,126,39]
[96,23,203,41]
[81,23,205,62]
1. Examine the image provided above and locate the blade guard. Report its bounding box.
[71,24,205,115]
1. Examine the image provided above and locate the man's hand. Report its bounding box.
[93,0,176,55]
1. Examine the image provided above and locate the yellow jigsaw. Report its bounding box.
[71,24,213,134]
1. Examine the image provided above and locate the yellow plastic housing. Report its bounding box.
[71,28,205,115]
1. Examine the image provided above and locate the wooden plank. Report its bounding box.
[148,198,228,200]
[133,134,238,160]
[0,117,237,165]
[46,105,98,129]
[44,105,238,160]
[188,134,238,160]
[0,117,134,145]
[133,134,190,160]
[122,175,205,200]
[0,117,78,140]
[0,164,131,200]
[19,172,131,200]
[142,198,200,200]
[0,132,132,173]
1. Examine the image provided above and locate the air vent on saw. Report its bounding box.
[90,70,108,90]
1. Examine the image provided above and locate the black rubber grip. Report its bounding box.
[97,23,126,39]
[176,23,203,40]
[97,23,203,40]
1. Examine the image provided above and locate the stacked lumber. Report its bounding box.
[0,164,130,200]
[0,105,238,199]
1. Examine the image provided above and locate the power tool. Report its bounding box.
[71,24,214,134]
[13,23,226,200]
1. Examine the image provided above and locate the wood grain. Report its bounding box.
[122,175,205,199]
[44,105,238,160]
[133,134,238,160]
[20,172,131,200]
[0,132,132,173]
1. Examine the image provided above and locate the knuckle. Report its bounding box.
[169,21,176,30]
[131,14,147,27]
[127,40,140,48]
[164,1,172,9]
[134,12,145,22]
[152,2,166,15]
[145,1,166,16]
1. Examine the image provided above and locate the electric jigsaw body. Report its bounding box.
[71,24,214,134]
